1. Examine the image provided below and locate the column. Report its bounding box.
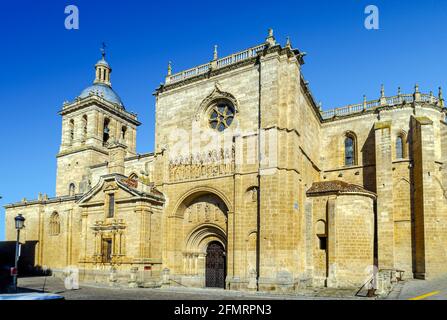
[131,128,137,153]
[374,121,394,270]
[73,115,83,147]
[60,118,71,151]
[115,120,121,142]
[411,116,440,279]
[98,113,104,138]
[65,209,73,266]
[326,197,337,287]
[86,111,98,145]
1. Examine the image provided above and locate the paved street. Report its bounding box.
[13,277,362,300]
[386,274,447,300]
[5,275,447,300]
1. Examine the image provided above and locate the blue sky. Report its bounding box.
[0,0,446,240]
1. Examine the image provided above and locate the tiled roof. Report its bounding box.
[307,180,376,198]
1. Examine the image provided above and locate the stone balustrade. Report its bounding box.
[166,43,267,84]
[321,92,442,120]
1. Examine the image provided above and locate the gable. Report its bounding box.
[78,174,165,207]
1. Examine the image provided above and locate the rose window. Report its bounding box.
[209,102,235,132]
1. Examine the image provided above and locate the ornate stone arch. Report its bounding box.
[194,82,239,122]
[184,224,227,254]
[172,186,233,218]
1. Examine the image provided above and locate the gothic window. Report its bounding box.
[344,134,356,166]
[107,194,115,218]
[69,183,76,196]
[103,118,110,145]
[396,135,404,159]
[209,101,235,132]
[49,212,61,236]
[69,119,75,145]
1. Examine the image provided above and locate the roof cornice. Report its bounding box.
[60,96,141,126]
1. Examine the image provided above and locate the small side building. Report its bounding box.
[306,181,376,289]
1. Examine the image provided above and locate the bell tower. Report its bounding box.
[94,44,112,86]
[55,47,141,197]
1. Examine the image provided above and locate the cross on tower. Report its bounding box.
[101,42,107,59]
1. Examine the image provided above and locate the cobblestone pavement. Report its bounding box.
[386,274,447,300]
[12,277,367,300]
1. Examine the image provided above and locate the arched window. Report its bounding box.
[49,212,61,236]
[344,134,356,166]
[316,220,327,250]
[69,119,75,145]
[69,183,76,196]
[82,115,88,142]
[103,118,110,145]
[107,194,115,218]
[396,135,404,159]
[121,126,127,141]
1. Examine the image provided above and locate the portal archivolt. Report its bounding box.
[180,192,228,285]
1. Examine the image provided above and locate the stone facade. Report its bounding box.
[4,30,447,292]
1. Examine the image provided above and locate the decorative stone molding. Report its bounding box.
[194,83,239,122]
[91,219,126,232]
[169,147,235,182]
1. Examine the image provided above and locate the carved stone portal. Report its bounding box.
[182,194,228,278]
[184,195,228,227]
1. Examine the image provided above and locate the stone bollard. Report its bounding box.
[162,268,170,287]
[129,267,139,288]
[109,267,118,287]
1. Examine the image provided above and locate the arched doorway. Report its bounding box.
[205,241,226,288]
[176,190,230,289]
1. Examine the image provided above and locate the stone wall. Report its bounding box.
[328,194,375,288]
[5,198,81,271]
[5,38,447,293]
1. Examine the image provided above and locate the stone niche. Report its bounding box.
[306,181,376,289]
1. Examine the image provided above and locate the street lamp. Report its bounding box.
[12,214,25,292]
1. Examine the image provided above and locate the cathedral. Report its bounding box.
[4,30,447,293]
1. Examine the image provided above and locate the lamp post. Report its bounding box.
[12,214,25,293]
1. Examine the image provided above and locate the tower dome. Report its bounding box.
[79,83,124,107]
[78,46,125,109]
